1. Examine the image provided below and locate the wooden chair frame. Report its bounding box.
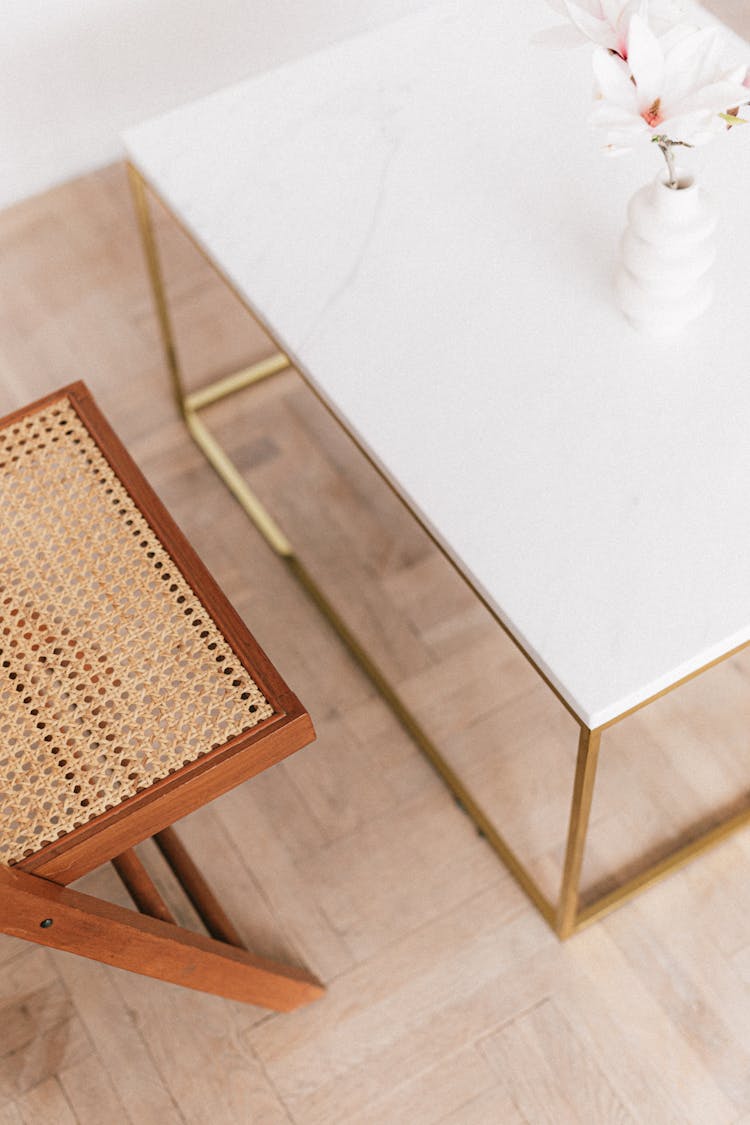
[0,383,323,1010]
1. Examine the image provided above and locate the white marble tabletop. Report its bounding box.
[124,0,750,729]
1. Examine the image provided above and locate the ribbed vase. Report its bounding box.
[616,170,718,338]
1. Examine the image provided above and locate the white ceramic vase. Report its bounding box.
[615,170,718,338]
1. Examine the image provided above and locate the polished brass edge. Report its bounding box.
[183,409,293,558]
[185,353,291,413]
[573,796,750,933]
[281,551,557,928]
[126,163,187,414]
[272,550,555,924]
[599,639,750,730]
[556,727,602,939]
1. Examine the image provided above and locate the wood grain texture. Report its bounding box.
[57,1054,131,1125]
[52,890,187,1125]
[15,1078,77,1125]
[105,965,294,1125]
[0,947,90,1104]
[111,849,176,924]
[0,865,322,1011]
[479,999,636,1125]
[153,825,244,946]
[3,113,750,1117]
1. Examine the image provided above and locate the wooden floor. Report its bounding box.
[4,94,750,1121]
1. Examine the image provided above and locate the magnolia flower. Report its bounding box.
[539,0,685,55]
[591,15,749,151]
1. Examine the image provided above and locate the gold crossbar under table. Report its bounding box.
[127,161,750,939]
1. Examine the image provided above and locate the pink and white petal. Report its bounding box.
[681,76,750,113]
[563,1,615,48]
[672,121,726,146]
[590,101,643,127]
[662,28,722,105]
[658,107,722,144]
[613,0,644,58]
[545,0,570,14]
[602,0,638,29]
[627,14,665,110]
[618,0,649,31]
[659,22,699,51]
[726,64,749,87]
[590,101,649,148]
[648,0,687,32]
[687,29,725,91]
[592,46,639,109]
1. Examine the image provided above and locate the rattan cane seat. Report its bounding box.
[0,390,274,865]
[0,383,320,1012]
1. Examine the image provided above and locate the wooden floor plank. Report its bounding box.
[352,1047,497,1125]
[51,884,185,1125]
[479,998,635,1125]
[561,925,738,1124]
[59,1054,132,1125]
[438,1084,527,1125]
[292,787,504,962]
[0,948,91,1107]
[15,1078,77,1125]
[246,892,555,1121]
[0,1103,23,1125]
[108,970,292,1125]
[216,784,357,981]
[608,882,750,1112]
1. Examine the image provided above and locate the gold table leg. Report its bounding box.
[127,161,750,938]
[557,729,601,939]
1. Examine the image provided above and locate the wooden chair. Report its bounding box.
[0,381,323,1011]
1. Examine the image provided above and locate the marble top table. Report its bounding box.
[124,0,750,730]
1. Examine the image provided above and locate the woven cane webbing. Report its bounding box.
[0,397,274,864]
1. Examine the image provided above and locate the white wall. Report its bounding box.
[1,0,433,210]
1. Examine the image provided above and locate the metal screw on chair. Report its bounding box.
[40,918,54,928]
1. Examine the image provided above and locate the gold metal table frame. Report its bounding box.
[127,162,750,939]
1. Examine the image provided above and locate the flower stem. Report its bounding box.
[652,135,694,190]
[660,138,677,188]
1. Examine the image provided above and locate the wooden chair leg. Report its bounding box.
[0,864,323,1011]
[153,826,243,946]
[112,848,177,924]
